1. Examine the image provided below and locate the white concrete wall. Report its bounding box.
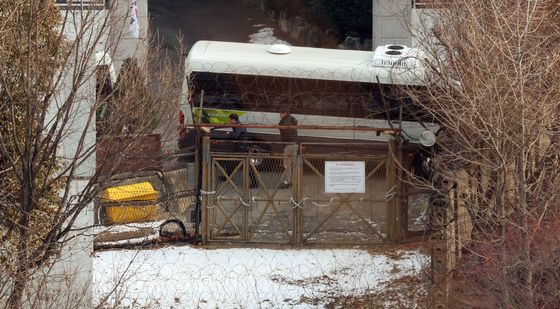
[411,7,438,48]
[52,2,149,305]
[31,0,149,306]
[109,0,149,73]
[372,0,412,47]
[37,6,109,307]
[372,1,438,49]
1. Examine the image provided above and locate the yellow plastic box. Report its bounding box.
[102,182,158,224]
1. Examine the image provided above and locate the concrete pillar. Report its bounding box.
[372,0,412,47]
[109,0,149,72]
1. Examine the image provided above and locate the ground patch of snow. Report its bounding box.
[93,246,427,308]
[93,220,166,235]
[95,233,161,247]
[249,27,290,45]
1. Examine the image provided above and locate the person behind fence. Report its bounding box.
[223,113,257,188]
[227,113,248,141]
[278,111,298,188]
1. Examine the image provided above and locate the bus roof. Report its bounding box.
[186,41,426,86]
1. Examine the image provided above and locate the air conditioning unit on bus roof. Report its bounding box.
[372,45,423,68]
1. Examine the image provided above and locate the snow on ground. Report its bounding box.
[93,246,427,308]
[249,27,290,45]
[93,221,166,247]
[93,220,167,235]
[95,233,161,248]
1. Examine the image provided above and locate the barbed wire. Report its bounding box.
[185,62,431,128]
[84,63,437,308]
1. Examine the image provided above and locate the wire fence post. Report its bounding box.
[200,135,211,244]
[294,143,303,244]
[397,139,407,239]
[243,150,249,241]
[386,138,400,243]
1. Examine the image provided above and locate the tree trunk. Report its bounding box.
[7,213,31,309]
[517,132,533,305]
[499,168,509,305]
[7,168,34,309]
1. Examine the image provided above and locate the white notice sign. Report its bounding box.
[325,161,366,193]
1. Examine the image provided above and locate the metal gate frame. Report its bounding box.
[200,137,407,245]
[205,155,296,243]
[297,155,389,244]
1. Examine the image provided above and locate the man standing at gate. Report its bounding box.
[278,111,298,188]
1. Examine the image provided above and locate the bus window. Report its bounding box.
[188,72,426,121]
[190,72,242,110]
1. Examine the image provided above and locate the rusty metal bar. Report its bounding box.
[299,154,387,160]
[214,202,244,237]
[300,142,388,146]
[189,123,402,132]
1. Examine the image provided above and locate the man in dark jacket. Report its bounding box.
[224,113,257,187]
[279,112,298,188]
[227,113,248,140]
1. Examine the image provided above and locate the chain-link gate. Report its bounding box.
[202,139,402,245]
[204,141,297,243]
[299,155,388,244]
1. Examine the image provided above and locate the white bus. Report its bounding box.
[178,40,438,148]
